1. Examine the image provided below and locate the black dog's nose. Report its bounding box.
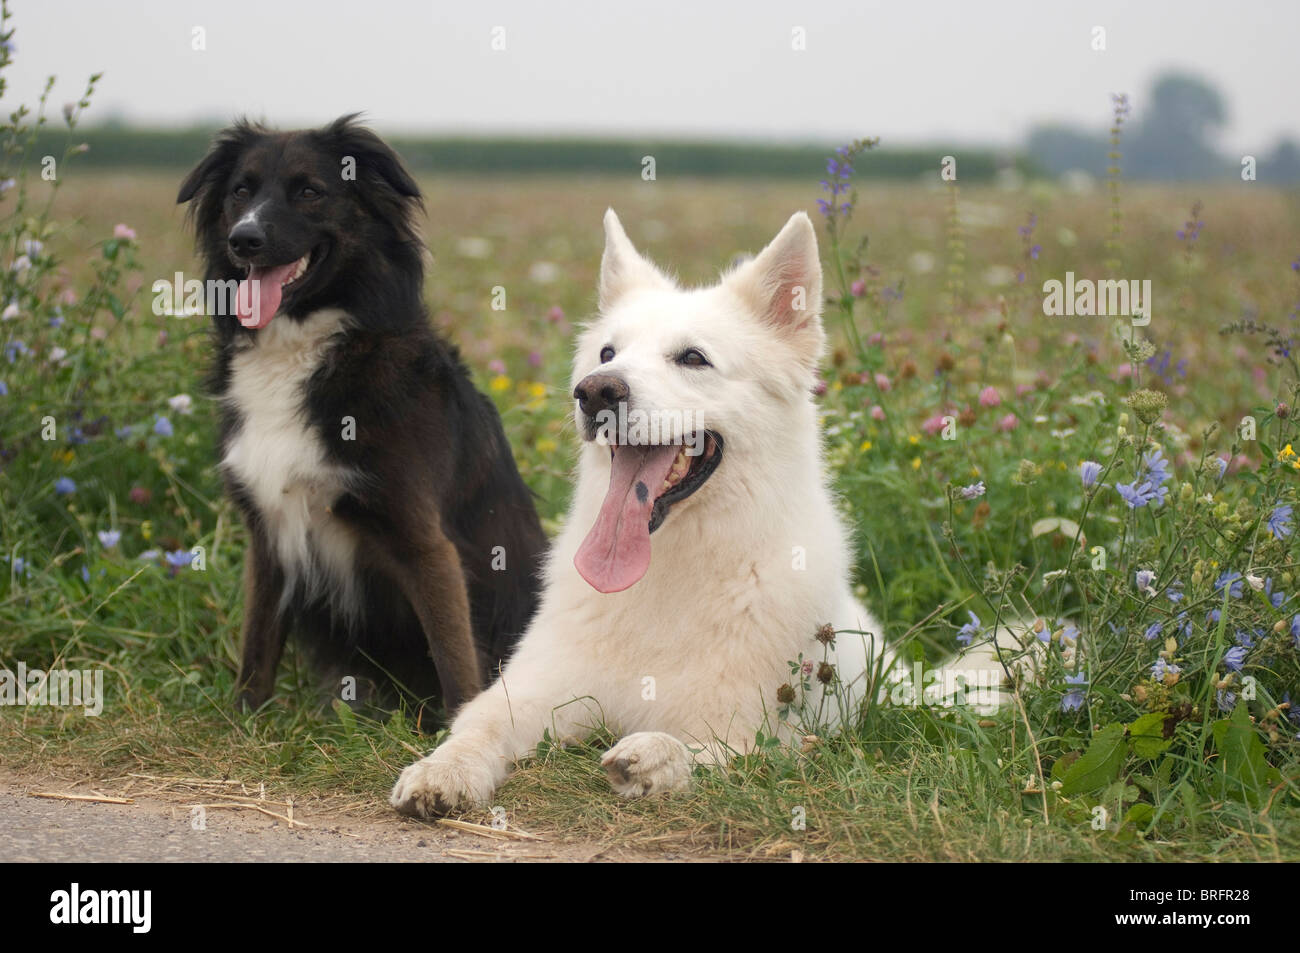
[574,373,630,417]
[228,222,266,258]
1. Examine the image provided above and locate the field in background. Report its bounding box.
[4,169,1300,861]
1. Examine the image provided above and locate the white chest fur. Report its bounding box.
[221,309,361,618]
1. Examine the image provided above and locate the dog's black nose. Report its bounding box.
[574,373,630,417]
[228,222,266,258]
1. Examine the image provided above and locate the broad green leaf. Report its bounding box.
[1062,723,1126,795]
[1129,712,1172,759]
[1211,704,1281,809]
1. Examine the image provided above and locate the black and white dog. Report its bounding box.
[178,115,547,713]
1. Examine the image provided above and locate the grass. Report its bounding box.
[4,147,1300,860]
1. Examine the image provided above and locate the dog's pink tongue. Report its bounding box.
[235,262,297,329]
[575,443,680,593]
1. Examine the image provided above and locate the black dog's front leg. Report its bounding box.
[235,530,291,710]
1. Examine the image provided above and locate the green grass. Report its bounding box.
[3,60,1300,858]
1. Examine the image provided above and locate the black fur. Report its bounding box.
[178,115,548,714]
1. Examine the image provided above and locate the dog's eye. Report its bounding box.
[599,345,615,363]
[299,186,322,200]
[232,184,250,200]
[677,348,711,368]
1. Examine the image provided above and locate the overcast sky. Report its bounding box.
[6,0,1297,151]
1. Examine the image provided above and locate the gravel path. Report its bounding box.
[0,770,677,863]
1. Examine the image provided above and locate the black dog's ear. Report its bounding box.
[177,119,265,204]
[323,113,421,201]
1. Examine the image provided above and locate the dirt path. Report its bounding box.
[0,769,692,863]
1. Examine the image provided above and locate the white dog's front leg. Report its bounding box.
[390,668,580,818]
[600,731,696,798]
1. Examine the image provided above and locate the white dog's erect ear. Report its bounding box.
[599,209,673,311]
[725,212,825,364]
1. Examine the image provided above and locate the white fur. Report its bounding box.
[391,211,885,816]
[221,308,362,620]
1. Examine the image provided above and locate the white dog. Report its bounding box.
[391,210,885,816]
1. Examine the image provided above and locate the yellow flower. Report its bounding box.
[1279,444,1296,462]
[536,438,557,455]
[527,382,546,399]
[859,440,872,452]
[489,375,511,393]
[908,435,920,445]
[141,520,153,541]
[911,456,921,470]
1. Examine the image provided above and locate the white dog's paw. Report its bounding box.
[390,751,494,818]
[600,731,694,798]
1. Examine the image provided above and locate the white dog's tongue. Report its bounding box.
[575,443,681,593]
[235,262,298,329]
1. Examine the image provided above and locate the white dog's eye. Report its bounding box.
[599,345,615,363]
[677,348,711,368]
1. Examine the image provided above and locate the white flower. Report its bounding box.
[49,346,67,363]
[1,303,18,321]
[11,255,30,272]
[1245,573,1265,592]
[167,393,193,415]
[23,239,42,257]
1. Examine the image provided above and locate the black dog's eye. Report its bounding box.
[599,345,615,363]
[232,184,250,199]
[677,348,711,368]
[299,186,323,200]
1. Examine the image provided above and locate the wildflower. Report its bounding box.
[1268,503,1293,539]
[1135,568,1155,593]
[165,549,194,574]
[54,477,76,495]
[874,373,891,392]
[8,556,28,575]
[922,414,947,435]
[800,659,814,678]
[80,565,90,584]
[956,481,985,501]
[1150,658,1181,680]
[1060,673,1087,712]
[4,339,28,363]
[488,358,507,375]
[870,405,885,422]
[1061,623,1079,645]
[850,279,866,297]
[138,549,160,561]
[1223,646,1247,672]
[527,350,542,368]
[1217,689,1237,712]
[97,530,121,548]
[1215,456,1228,480]
[153,416,173,437]
[997,413,1018,432]
[2,303,17,321]
[812,377,828,396]
[128,486,152,505]
[1235,629,1257,649]
[11,255,30,272]
[1214,571,1244,599]
[816,662,835,685]
[1166,581,1184,603]
[0,380,7,396]
[957,610,981,646]
[1265,577,1286,608]
[1079,460,1102,488]
[168,394,193,415]
[815,623,836,645]
[776,683,796,705]
[116,425,134,440]
[113,223,137,240]
[1143,621,1163,641]
[978,386,1000,408]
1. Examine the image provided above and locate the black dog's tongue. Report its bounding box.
[235,262,297,328]
[574,443,680,593]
